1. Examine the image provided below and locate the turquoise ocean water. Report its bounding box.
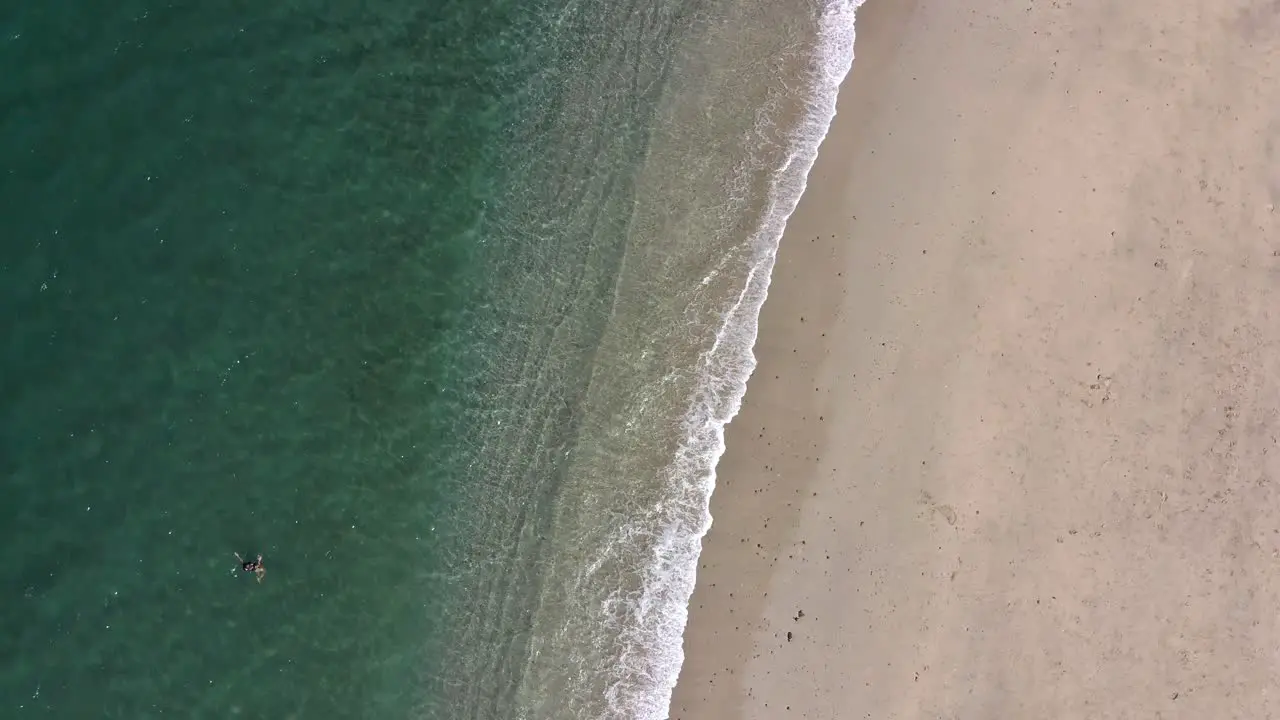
[0,0,858,717]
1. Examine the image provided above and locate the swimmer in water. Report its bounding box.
[235,552,266,583]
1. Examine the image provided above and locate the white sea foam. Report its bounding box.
[599,3,863,718]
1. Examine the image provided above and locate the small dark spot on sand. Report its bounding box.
[786,632,793,642]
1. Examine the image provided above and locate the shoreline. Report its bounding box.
[670,1,912,713]
[672,0,1280,717]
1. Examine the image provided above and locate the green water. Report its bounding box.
[0,0,673,716]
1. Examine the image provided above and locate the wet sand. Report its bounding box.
[672,0,1280,717]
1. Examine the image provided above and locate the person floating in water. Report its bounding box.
[235,552,266,583]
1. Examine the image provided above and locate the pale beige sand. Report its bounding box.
[671,0,1280,718]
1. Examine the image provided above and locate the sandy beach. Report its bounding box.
[671,0,1280,717]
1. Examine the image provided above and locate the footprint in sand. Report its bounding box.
[934,504,957,526]
[918,490,957,526]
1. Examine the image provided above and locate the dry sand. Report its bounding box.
[671,0,1280,717]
